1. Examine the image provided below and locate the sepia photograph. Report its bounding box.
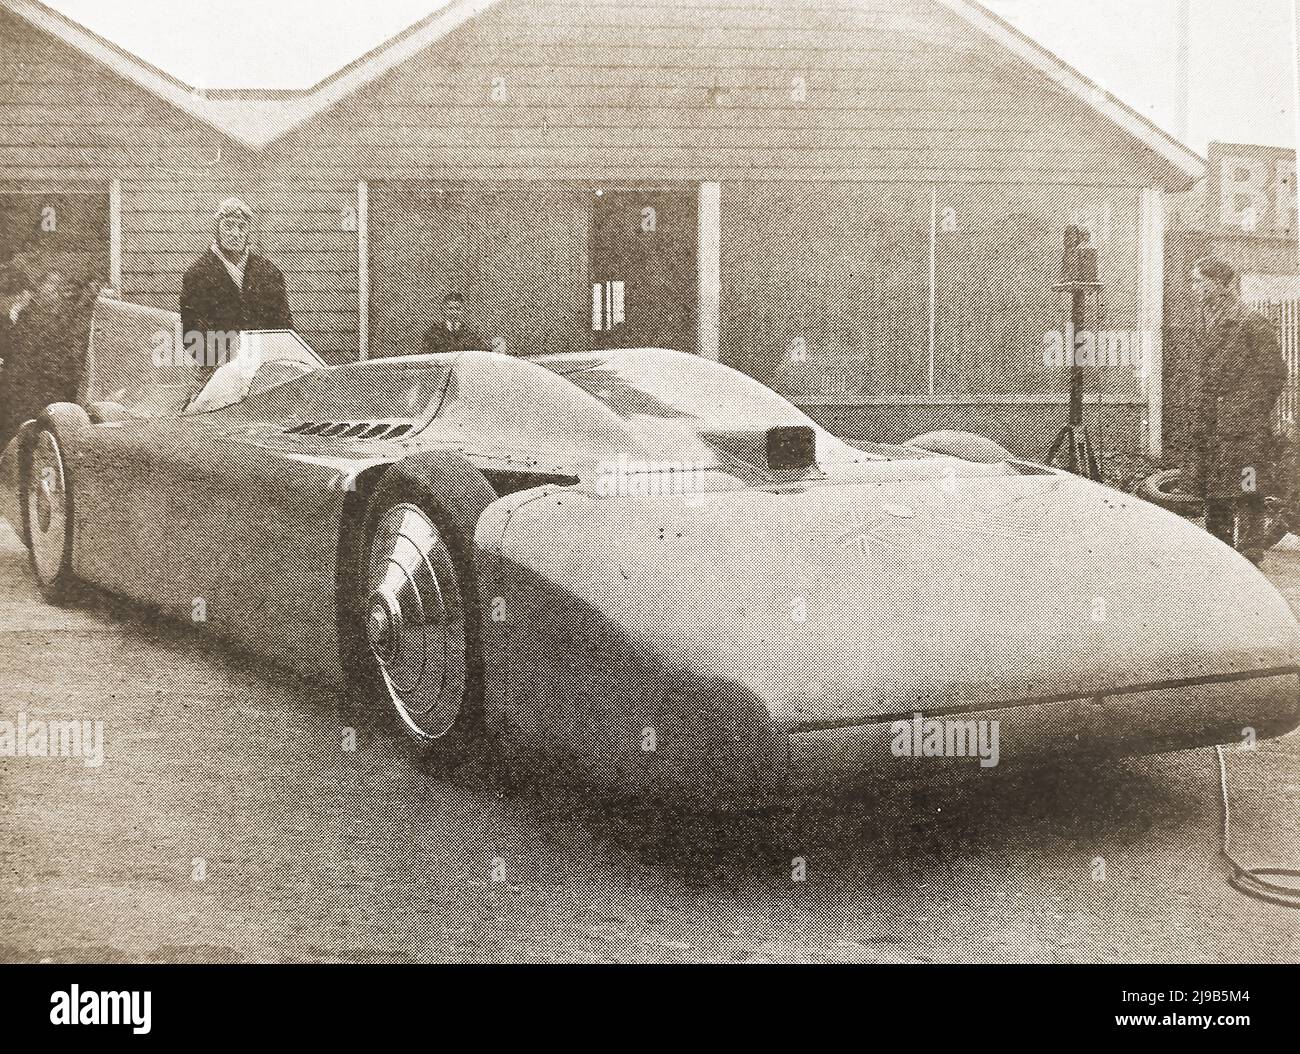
[0,0,1298,1033]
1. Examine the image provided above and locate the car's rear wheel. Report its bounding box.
[24,426,76,602]
[23,426,76,603]
[21,406,89,602]
[1137,468,1203,514]
[355,476,482,756]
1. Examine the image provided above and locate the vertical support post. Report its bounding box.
[1294,1,1300,270]
[929,185,938,396]
[357,179,370,361]
[697,181,721,360]
[1140,187,1166,459]
[109,177,122,296]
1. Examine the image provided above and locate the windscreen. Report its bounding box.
[85,300,331,417]
[183,330,326,413]
[85,297,190,416]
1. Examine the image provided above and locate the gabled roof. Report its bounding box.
[1,0,496,148]
[939,0,1205,182]
[2,0,1206,182]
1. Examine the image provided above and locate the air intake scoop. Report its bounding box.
[766,425,817,471]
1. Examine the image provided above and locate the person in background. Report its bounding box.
[181,197,292,394]
[420,291,489,355]
[1190,256,1289,563]
[0,265,33,446]
[0,264,30,366]
[1,269,81,447]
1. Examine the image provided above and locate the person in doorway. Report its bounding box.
[0,263,30,366]
[0,265,33,445]
[1,269,82,446]
[420,291,488,355]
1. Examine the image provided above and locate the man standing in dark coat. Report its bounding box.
[1190,257,1289,561]
[181,197,292,390]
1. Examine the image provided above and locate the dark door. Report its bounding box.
[588,189,697,352]
[369,183,591,360]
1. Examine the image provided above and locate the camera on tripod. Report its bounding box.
[1060,224,1099,286]
[1046,224,1105,480]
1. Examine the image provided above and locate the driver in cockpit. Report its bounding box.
[180,197,293,397]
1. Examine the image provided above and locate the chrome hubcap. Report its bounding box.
[27,431,68,586]
[365,504,465,740]
[366,595,400,665]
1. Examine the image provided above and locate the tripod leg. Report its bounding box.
[1083,429,1100,481]
[1047,426,1067,465]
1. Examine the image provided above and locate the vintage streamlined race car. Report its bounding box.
[2,298,1298,797]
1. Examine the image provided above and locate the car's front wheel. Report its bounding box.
[354,475,482,756]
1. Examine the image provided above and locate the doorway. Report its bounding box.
[588,188,697,353]
[1,193,110,426]
[1,192,110,293]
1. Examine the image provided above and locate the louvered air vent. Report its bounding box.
[282,421,413,439]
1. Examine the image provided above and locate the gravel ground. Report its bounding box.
[1,522,1298,963]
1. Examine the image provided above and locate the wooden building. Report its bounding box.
[1,0,1204,458]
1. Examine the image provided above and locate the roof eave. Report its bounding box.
[2,0,265,148]
[936,0,1206,188]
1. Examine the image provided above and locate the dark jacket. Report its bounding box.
[181,248,293,346]
[0,310,17,445]
[0,299,88,446]
[1191,303,1288,500]
[421,321,486,356]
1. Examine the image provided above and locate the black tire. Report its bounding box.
[1140,468,1292,554]
[345,464,495,763]
[1137,468,1203,515]
[22,420,78,603]
[1244,498,1294,555]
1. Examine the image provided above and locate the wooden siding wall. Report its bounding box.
[0,11,225,183]
[0,10,360,362]
[5,0,1180,396]
[265,0,1172,389]
[119,177,360,363]
[270,0,1174,187]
